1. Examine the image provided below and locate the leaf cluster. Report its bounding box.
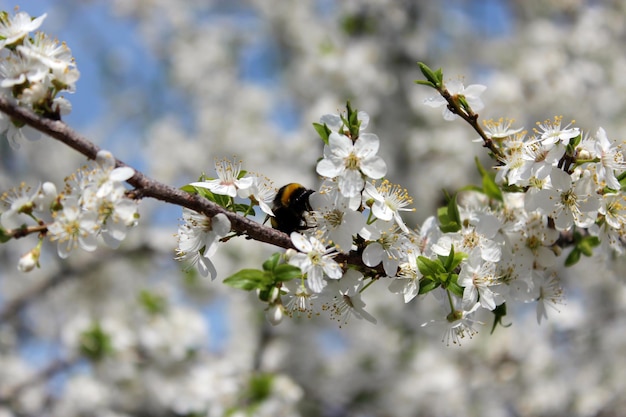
[223,253,301,302]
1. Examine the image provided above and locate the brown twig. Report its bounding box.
[438,87,505,162]
[0,96,390,291]
[4,224,48,240]
[0,356,78,404]
[0,245,155,323]
[0,95,294,250]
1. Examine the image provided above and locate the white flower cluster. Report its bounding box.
[176,208,231,280]
[175,159,276,280]
[416,80,626,341]
[495,119,626,237]
[181,96,626,343]
[52,292,304,417]
[0,10,79,148]
[280,111,422,328]
[1,150,139,270]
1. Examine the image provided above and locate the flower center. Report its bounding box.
[325,209,344,228]
[344,152,360,170]
[560,189,577,209]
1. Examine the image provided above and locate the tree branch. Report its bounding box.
[0,245,156,324]
[0,96,294,250]
[0,356,78,405]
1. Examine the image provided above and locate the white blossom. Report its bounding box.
[316,132,387,198]
[176,210,231,280]
[288,232,342,293]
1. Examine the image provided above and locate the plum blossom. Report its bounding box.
[316,131,387,198]
[288,232,342,293]
[176,210,231,280]
[190,158,254,198]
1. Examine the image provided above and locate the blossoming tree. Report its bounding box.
[2,2,626,416]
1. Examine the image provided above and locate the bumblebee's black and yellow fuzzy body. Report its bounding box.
[271,183,314,234]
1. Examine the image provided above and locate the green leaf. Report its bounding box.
[445,276,463,297]
[138,290,168,315]
[273,264,302,282]
[345,100,361,138]
[262,252,281,272]
[416,255,444,277]
[213,193,232,208]
[565,248,581,266]
[417,62,443,87]
[459,184,484,194]
[475,157,503,202]
[418,277,440,294]
[80,323,113,361]
[258,287,273,302]
[341,14,376,35]
[183,184,232,208]
[457,95,470,113]
[442,244,455,270]
[438,245,467,272]
[578,235,600,257]
[565,235,599,266]
[482,174,503,202]
[490,303,511,334]
[569,133,582,150]
[415,79,436,89]
[245,373,274,404]
[180,184,198,193]
[0,227,11,243]
[313,122,332,144]
[437,193,462,233]
[223,269,271,291]
[233,203,255,216]
[439,221,461,234]
[451,252,468,271]
[447,194,461,226]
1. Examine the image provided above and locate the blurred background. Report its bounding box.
[2,0,626,416]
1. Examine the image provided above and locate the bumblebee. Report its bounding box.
[270,183,314,234]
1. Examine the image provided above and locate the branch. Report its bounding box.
[0,356,78,405]
[439,88,505,161]
[3,224,48,240]
[0,96,294,250]
[0,245,156,323]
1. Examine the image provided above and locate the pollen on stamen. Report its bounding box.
[376,179,415,212]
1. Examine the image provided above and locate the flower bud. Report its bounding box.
[265,304,284,326]
[284,248,297,260]
[18,246,41,273]
[268,286,281,303]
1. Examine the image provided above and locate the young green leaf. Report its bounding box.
[345,100,361,138]
[417,62,443,87]
[80,323,113,361]
[437,193,462,233]
[415,79,436,89]
[490,303,511,334]
[223,269,271,291]
[475,157,503,202]
[0,227,11,243]
[262,252,281,272]
[417,255,445,277]
[565,247,581,266]
[313,122,332,144]
[418,277,440,294]
[578,235,599,257]
[441,245,455,271]
[273,264,302,282]
[445,276,463,298]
